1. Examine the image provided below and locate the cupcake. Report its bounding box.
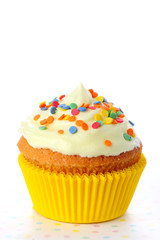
[18,83,146,223]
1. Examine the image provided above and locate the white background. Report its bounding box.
[0,1,160,239]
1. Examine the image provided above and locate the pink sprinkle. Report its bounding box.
[92,122,100,129]
[71,108,79,116]
[89,106,96,110]
[52,101,59,107]
[116,117,124,123]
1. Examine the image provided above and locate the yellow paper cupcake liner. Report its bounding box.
[18,153,146,223]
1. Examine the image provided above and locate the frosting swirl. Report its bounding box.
[19,83,141,157]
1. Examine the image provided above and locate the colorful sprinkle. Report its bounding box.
[63,105,70,110]
[110,112,117,119]
[116,118,124,123]
[39,126,47,130]
[96,120,103,126]
[82,122,88,131]
[101,109,108,117]
[68,116,76,122]
[50,106,56,114]
[58,130,64,134]
[47,116,54,124]
[40,119,47,125]
[94,113,102,121]
[89,106,96,110]
[116,111,122,117]
[96,96,104,102]
[52,101,59,107]
[58,114,66,120]
[103,117,113,124]
[93,101,101,104]
[70,103,77,109]
[69,126,77,134]
[39,101,46,108]
[104,140,112,147]
[33,114,40,120]
[129,120,134,126]
[63,115,70,120]
[92,91,98,98]
[59,95,65,100]
[41,107,48,111]
[78,107,87,112]
[92,122,100,129]
[76,120,84,126]
[127,128,134,136]
[71,108,79,116]
[123,133,132,141]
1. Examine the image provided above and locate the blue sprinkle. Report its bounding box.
[50,106,56,114]
[119,107,124,113]
[63,105,70,109]
[129,120,134,126]
[103,98,108,104]
[41,107,48,111]
[78,107,87,112]
[93,101,101,104]
[58,104,66,108]
[69,126,77,134]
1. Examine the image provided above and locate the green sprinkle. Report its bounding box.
[108,109,111,117]
[39,126,47,130]
[110,112,117,119]
[70,103,77,109]
[96,120,104,126]
[116,111,122,117]
[123,133,132,141]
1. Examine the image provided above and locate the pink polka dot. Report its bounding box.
[71,109,79,116]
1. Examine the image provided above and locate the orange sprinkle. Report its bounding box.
[40,119,48,125]
[101,105,110,111]
[104,140,112,147]
[80,103,85,107]
[115,107,120,112]
[58,114,65,120]
[103,102,110,108]
[112,119,118,124]
[94,104,101,108]
[127,128,134,136]
[84,103,90,108]
[88,89,94,94]
[39,102,46,108]
[46,103,52,108]
[58,130,64,134]
[82,122,88,131]
[68,116,76,122]
[92,92,98,98]
[33,114,40,120]
[119,113,125,118]
[76,120,84,126]
[47,116,54,124]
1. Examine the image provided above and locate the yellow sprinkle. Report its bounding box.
[72,230,79,232]
[60,108,67,111]
[96,96,104,102]
[54,222,61,225]
[110,107,116,113]
[94,113,102,121]
[103,117,113,124]
[63,115,70,120]
[120,218,126,221]
[101,109,108,117]
[132,133,136,138]
[108,102,113,107]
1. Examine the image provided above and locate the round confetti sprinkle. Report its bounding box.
[123,133,132,141]
[40,119,47,125]
[93,101,101,104]
[116,111,122,117]
[82,122,88,131]
[58,114,65,120]
[116,117,124,123]
[104,139,112,146]
[33,114,40,120]
[96,120,103,126]
[76,120,84,126]
[89,106,96,110]
[129,120,134,126]
[101,109,108,117]
[63,105,70,110]
[78,107,87,112]
[70,103,77,109]
[96,96,104,102]
[92,122,100,129]
[52,101,59,107]
[110,107,116,113]
[69,126,77,134]
[59,94,65,100]
[47,116,54,124]
[39,101,46,108]
[58,130,64,134]
[110,112,117,119]
[41,107,48,111]
[58,104,66,108]
[92,91,98,98]
[39,126,47,130]
[50,106,56,114]
[127,128,134,136]
[63,115,70,120]
[94,113,102,121]
[68,116,76,122]
[71,108,79,116]
[103,117,113,124]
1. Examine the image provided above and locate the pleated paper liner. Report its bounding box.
[18,153,146,223]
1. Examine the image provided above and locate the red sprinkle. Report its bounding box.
[71,108,79,116]
[92,122,100,129]
[89,106,96,110]
[59,95,65,100]
[52,101,59,107]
